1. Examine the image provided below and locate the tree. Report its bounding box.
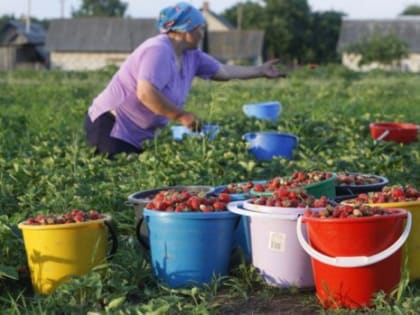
[221,0,344,64]
[345,32,408,66]
[306,11,344,63]
[400,5,420,15]
[72,0,128,17]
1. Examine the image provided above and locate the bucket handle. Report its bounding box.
[296,212,411,268]
[227,201,300,220]
[374,130,390,143]
[104,219,118,259]
[135,216,150,251]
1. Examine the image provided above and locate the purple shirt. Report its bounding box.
[88,34,221,148]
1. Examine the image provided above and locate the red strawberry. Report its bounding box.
[213,201,226,211]
[218,193,231,203]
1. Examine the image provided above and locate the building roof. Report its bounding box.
[337,17,420,53]
[0,19,46,45]
[46,18,158,52]
[208,30,264,61]
[45,18,264,61]
[200,2,235,31]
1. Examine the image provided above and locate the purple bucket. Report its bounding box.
[228,201,315,288]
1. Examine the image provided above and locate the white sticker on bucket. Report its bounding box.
[268,232,286,252]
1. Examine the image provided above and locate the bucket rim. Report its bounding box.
[18,214,112,230]
[243,131,298,139]
[227,201,303,220]
[127,185,215,205]
[335,172,388,189]
[243,101,281,108]
[303,173,337,189]
[213,180,267,199]
[341,200,420,208]
[302,208,408,224]
[143,208,238,219]
[242,199,324,214]
[369,122,419,131]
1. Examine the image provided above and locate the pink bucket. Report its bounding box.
[228,201,314,288]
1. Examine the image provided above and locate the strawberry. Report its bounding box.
[218,193,231,203]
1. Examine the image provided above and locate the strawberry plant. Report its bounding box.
[0,67,419,314]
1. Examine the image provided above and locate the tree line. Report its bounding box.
[1,0,419,66]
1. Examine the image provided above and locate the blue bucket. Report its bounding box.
[243,132,298,161]
[143,209,238,288]
[213,181,267,262]
[171,125,219,141]
[242,101,282,122]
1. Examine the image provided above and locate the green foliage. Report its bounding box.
[0,68,419,313]
[401,5,420,15]
[72,0,128,17]
[221,0,343,64]
[345,32,409,66]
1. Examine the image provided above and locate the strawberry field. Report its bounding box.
[1,65,420,314]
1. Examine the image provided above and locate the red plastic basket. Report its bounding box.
[370,122,419,144]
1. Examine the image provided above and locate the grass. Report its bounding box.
[0,64,419,314]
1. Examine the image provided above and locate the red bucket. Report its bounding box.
[297,210,411,309]
[370,122,419,144]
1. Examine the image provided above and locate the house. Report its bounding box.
[0,20,49,70]
[337,17,420,72]
[46,17,265,70]
[200,1,234,31]
[208,30,264,65]
[45,17,157,71]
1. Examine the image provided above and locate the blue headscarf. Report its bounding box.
[157,2,205,33]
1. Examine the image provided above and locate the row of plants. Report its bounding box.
[0,66,419,313]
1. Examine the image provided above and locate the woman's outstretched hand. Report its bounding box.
[261,59,287,79]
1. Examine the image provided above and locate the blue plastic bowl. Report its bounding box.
[242,101,282,122]
[243,131,298,161]
[171,125,219,141]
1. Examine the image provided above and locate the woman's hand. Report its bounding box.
[260,59,287,78]
[177,112,202,131]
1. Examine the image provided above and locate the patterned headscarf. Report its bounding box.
[157,2,205,33]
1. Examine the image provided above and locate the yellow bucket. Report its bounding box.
[18,216,117,295]
[344,200,420,280]
[369,201,420,280]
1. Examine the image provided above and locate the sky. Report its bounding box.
[0,0,419,20]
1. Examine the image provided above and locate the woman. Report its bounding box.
[85,2,284,158]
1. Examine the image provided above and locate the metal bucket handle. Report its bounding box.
[296,212,411,268]
[104,218,118,260]
[135,216,150,251]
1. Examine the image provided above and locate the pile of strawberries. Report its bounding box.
[253,171,334,192]
[248,187,328,208]
[347,184,420,204]
[335,172,383,186]
[304,204,395,219]
[24,209,104,225]
[146,189,231,212]
[220,181,254,194]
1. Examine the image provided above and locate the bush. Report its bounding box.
[345,32,408,66]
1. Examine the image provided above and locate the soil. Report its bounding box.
[217,290,323,315]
